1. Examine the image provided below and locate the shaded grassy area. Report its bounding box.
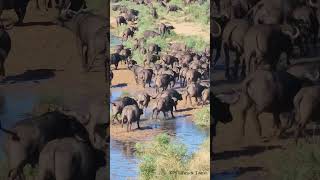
[187,138,210,180]
[136,133,210,180]
[86,0,108,16]
[0,159,37,180]
[31,94,64,116]
[87,0,108,10]
[270,142,320,180]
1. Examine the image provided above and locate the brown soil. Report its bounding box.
[1,2,107,113]
[110,16,117,30]
[159,18,209,40]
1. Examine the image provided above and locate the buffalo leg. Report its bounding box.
[121,117,125,128]
[163,111,166,120]
[48,0,53,8]
[81,45,89,72]
[0,60,5,77]
[223,44,231,79]
[87,43,96,71]
[240,56,246,78]
[249,107,262,137]
[195,97,200,106]
[170,110,175,118]
[213,41,221,65]
[36,0,41,9]
[233,53,241,79]
[152,109,155,119]
[272,112,283,138]
[184,95,188,106]
[15,7,26,25]
[137,120,140,129]
[245,54,252,76]
[239,107,248,137]
[0,10,4,28]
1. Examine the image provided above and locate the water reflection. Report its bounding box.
[0,89,37,158]
[110,140,139,180]
[111,34,122,47]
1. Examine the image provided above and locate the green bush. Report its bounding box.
[112,24,129,37]
[139,155,157,179]
[136,133,189,180]
[184,1,210,26]
[194,106,210,127]
[136,134,210,180]
[132,49,144,65]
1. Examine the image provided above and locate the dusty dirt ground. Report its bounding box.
[110,64,205,142]
[159,18,210,40]
[0,1,107,114]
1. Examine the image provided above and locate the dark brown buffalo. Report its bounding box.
[58,10,107,72]
[116,16,127,26]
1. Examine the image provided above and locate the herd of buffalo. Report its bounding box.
[212,0,320,145]
[0,0,108,180]
[110,0,210,132]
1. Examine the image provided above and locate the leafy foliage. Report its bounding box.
[194,106,210,127]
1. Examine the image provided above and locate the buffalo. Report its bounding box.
[58,10,107,72]
[0,29,11,79]
[111,96,139,124]
[0,111,89,180]
[216,69,306,138]
[155,74,175,93]
[243,24,299,75]
[121,105,143,132]
[116,16,127,26]
[152,96,176,119]
[221,19,250,79]
[37,138,97,180]
[293,85,320,143]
